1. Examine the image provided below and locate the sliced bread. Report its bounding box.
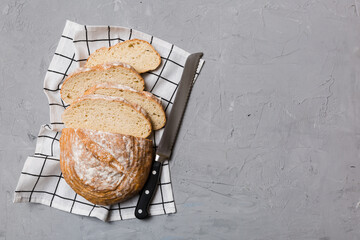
[84,39,161,73]
[62,94,152,138]
[60,62,145,105]
[84,83,166,130]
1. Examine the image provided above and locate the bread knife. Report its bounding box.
[135,52,203,219]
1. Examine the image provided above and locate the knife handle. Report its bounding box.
[135,161,162,219]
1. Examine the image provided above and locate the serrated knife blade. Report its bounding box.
[135,52,203,219]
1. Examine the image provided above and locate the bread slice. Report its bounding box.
[84,39,161,73]
[84,83,166,130]
[60,128,153,205]
[60,62,145,105]
[62,94,152,138]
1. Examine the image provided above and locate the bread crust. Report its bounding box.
[84,39,162,73]
[83,83,166,130]
[60,128,153,205]
[60,62,145,105]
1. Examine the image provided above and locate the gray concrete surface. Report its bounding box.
[1,0,360,239]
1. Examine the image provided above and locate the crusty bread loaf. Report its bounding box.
[84,39,161,73]
[60,62,145,105]
[62,94,152,138]
[84,83,166,130]
[60,128,153,205]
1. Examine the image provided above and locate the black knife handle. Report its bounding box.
[135,161,162,219]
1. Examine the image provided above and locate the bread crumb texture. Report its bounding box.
[85,39,161,73]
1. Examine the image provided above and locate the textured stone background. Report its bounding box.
[2,0,360,239]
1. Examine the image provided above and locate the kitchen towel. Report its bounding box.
[13,20,204,221]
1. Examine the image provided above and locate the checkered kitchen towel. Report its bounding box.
[13,20,204,221]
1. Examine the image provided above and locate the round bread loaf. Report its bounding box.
[60,128,153,205]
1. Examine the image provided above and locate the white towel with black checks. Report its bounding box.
[13,20,204,221]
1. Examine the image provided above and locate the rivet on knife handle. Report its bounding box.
[135,52,203,219]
